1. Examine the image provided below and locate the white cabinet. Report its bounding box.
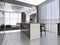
[30,23,40,40]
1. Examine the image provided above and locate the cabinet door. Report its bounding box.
[21,12,26,23]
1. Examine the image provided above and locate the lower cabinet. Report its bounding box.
[58,23,60,35]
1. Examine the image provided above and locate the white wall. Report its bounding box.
[0,2,4,10]
[59,0,60,21]
[0,12,4,25]
[38,0,59,33]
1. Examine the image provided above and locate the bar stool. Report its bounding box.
[40,23,46,36]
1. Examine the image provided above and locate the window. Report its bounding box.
[5,12,10,25]
[18,13,21,23]
[5,12,21,25]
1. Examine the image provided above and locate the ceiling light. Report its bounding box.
[16,0,46,5]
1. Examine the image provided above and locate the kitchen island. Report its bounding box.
[22,23,40,40]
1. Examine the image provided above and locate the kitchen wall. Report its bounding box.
[38,0,59,33]
[25,7,37,23]
[30,13,37,23]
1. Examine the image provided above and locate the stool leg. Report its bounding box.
[41,31,42,36]
[45,31,46,35]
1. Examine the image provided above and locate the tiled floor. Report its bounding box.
[0,30,60,45]
[40,32,58,45]
[0,33,4,45]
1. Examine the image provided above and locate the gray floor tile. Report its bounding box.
[0,31,60,45]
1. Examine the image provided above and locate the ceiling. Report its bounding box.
[16,0,46,5]
[4,3,30,12]
[0,2,36,15]
[0,2,32,12]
